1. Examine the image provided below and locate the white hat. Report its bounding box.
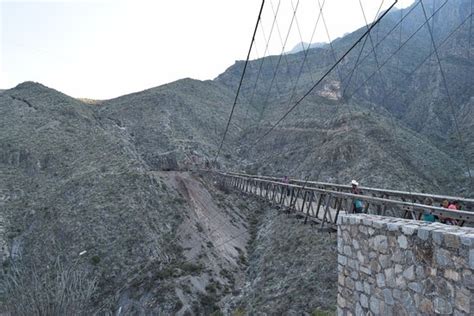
[351,180,359,186]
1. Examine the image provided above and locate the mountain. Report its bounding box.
[1,0,473,314]
[1,80,336,314]
[216,0,474,195]
[99,78,252,171]
[287,42,327,54]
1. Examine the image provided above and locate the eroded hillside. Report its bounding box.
[0,82,336,314]
[1,0,473,314]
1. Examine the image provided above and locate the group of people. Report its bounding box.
[350,180,463,226]
[422,198,463,225]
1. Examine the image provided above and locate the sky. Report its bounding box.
[0,0,415,99]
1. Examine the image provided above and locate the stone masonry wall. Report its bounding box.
[337,214,474,315]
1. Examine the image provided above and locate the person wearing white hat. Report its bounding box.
[351,180,363,213]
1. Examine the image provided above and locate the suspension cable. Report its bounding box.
[251,0,399,146]
[419,0,473,183]
[214,0,266,162]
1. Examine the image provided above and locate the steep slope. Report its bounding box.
[0,82,258,314]
[239,103,466,194]
[0,82,184,313]
[3,80,333,315]
[99,78,255,170]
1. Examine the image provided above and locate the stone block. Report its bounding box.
[338,274,345,287]
[436,248,453,268]
[396,275,407,288]
[360,294,369,308]
[376,273,385,288]
[428,267,437,277]
[385,268,396,287]
[463,274,474,290]
[402,225,417,236]
[349,216,358,225]
[360,265,372,275]
[373,235,388,253]
[455,287,470,313]
[351,271,359,281]
[346,278,355,290]
[405,249,415,264]
[394,264,403,275]
[370,260,381,274]
[393,289,402,300]
[403,265,416,281]
[434,297,453,315]
[432,230,444,245]
[344,246,352,257]
[363,281,371,295]
[338,240,343,253]
[338,264,343,273]
[338,293,346,309]
[417,227,431,241]
[379,254,390,268]
[416,266,425,278]
[355,281,363,292]
[444,233,461,249]
[370,296,380,314]
[391,249,404,263]
[348,258,359,270]
[383,288,394,305]
[420,298,433,314]
[398,235,408,249]
[387,222,401,232]
[454,288,474,314]
[444,269,460,282]
[372,221,384,229]
[460,234,474,247]
[401,291,416,315]
[359,225,368,235]
[362,218,373,226]
[408,282,423,293]
[338,255,348,266]
[343,231,352,243]
[352,239,360,250]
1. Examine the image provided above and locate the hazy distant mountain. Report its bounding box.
[286,42,327,54]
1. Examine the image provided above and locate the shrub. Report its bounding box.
[90,255,101,265]
[4,258,97,315]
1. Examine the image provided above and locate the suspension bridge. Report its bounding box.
[209,171,474,230]
[213,0,474,227]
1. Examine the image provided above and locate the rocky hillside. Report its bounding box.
[1,0,473,314]
[99,78,253,171]
[0,81,336,314]
[216,0,474,195]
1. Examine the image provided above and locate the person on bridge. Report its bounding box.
[351,180,364,213]
[445,201,461,225]
[422,197,438,222]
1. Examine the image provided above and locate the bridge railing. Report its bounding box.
[213,171,474,229]
[226,171,474,212]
